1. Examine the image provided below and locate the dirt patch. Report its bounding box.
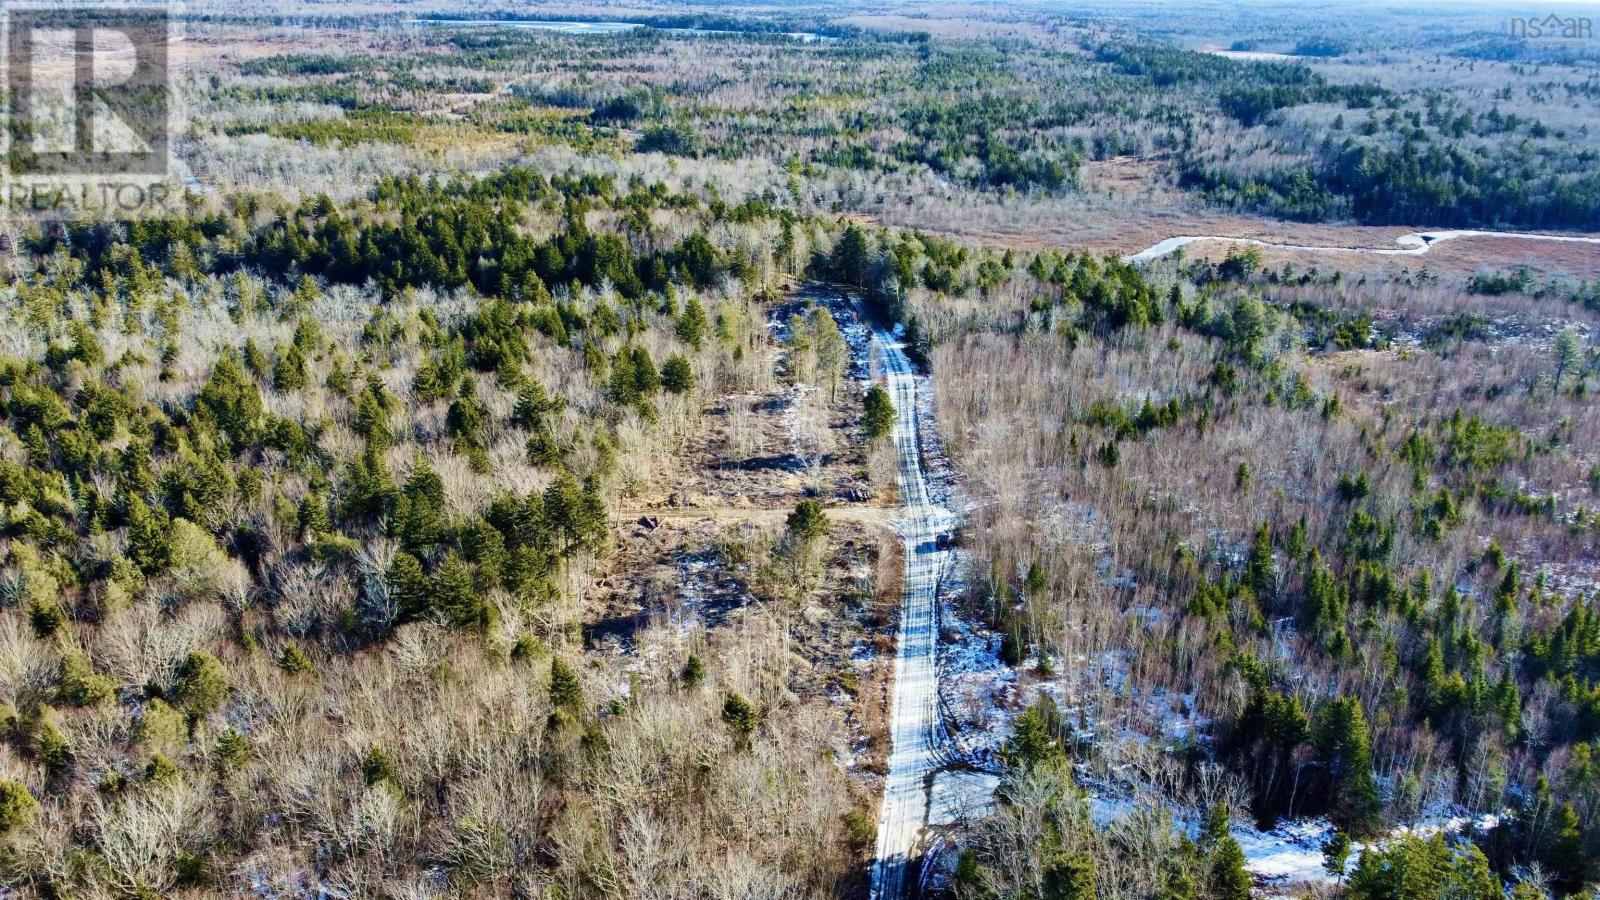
[590,514,899,783]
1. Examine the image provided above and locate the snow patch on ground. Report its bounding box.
[1234,819,1339,884]
[1085,799,1508,889]
[937,610,1014,767]
[928,770,1002,827]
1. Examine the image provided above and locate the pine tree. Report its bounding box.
[175,651,229,718]
[340,446,396,523]
[1419,638,1447,721]
[1208,835,1251,900]
[676,297,708,350]
[1553,327,1582,396]
[196,349,264,451]
[432,552,489,630]
[630,346,660,396]
[126,493,173,574]
[1158,845,1199,900]
[58,653,116,707]
[662,354,693,394]
[1004,700,1059,769]
[526,425,562,467]
[1347,834,1499,900]
[1312,697,1384,835]
[608,349,639,404]
[296,489,330,539]
[272,342,307,392]
[1041,852,1095,900]
[354,380,393,449]
[386,552,430,623]
[786,499,830,543]
[1545,802,1586,894]
[862,384,896,443]
[1323,829,1353,881]
[447,386,486,450]
[681,654,705,688]
[0,781,39,835]
[511,379,561,428]
[278,643,315,676]
[1025,560,1048,597]
[722,691,759,749]
[550,657,583,711]
[544,473,606,557]
[361,746,397,786]
[1246,523,1274,602]
[830,224,871,287]
[461,518,507,591]
[954,849,984,896]
[393,459,445,550]
[1495,670,1521,740]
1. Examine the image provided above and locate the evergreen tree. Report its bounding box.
[1025,560,1048,597]
[297,489,330,539]
[786,499,830,544]
[662,354,694,394]
[196,349,265,451]
[361,746,397,786]
[174,651,229,718]
[1347,834,1499,900]
[447,386,487,450]
[681,654,705,688]
[353,379,393,449]
[830,224,871,287]
[1323,829,1352,882]
[272,342,307,392]
[393,458,446,550]
[126,493,174,574]
[511,379,562,428]
[1246,523,1274,602]
[1312,697,1384,835]
[608,349,639,405]
[1041,852,1095,900]
[1004,700,1060,769]
[340,446,396,523]
[1552,327,1582,397]
[1208,835,1251,900]
[722,691,759,749]
[386,552,430,623]
[676,297,708,350]
[1545,802,1587,895]
[0,781,38,835]
[954,849,984,897]
[862,384,896,443]
[550,657,583,710]
[278,643,315,676]
[432,552,489,630]
[543,473,607,557]
[630,346,660,396]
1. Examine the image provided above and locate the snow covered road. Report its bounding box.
[1122,228,1600,264]
[869,318,957,900]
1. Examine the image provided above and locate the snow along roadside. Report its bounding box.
[1122,229,1600,264]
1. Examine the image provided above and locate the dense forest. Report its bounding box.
[2,2,1599,898]
[1092,46,1600,229]
[907,238,1600,896]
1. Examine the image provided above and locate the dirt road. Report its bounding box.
[611,505,894,527]
[869,316,957,900]
[1123,228,1600,263]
